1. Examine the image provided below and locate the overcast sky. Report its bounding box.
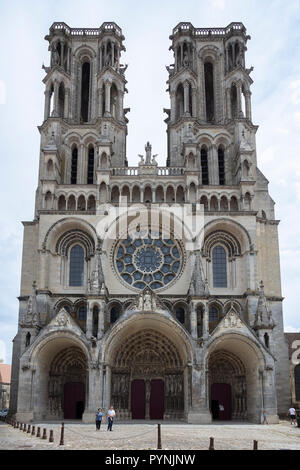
[0,0,300,364]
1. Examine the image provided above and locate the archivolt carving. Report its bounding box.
[113,329,182,369]
[202,230,241,258]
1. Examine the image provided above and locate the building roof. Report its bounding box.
[284,333,300,359]
[0,364,11,384]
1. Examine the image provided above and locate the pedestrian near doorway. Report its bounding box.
[287,407,297,425]
[107,406,116,431]
[95,408,103,430]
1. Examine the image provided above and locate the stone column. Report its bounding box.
[118,90,124,121]
[52,80,59,117]
[98,88,103,118]
[183,81,190,116]
[245,90,252,121]
[61,41,65,68]
[79,143,85,184]
[210,144,218,185]
[170,91,176,122]
[192,88,197,118]
[106,365,112,409]
[64,88,70,119]
[16,364,35,422]
[187,365,212,424]
[104,81,111,116]
[44,90,51,121]
[97,301,105,340]
[261,367,279,424]
[237,82,243,117]
[190,302,197,339]
[83,363,101,422]
[203,302,209,339]
[86,303,93,339]
[226,88,231,120]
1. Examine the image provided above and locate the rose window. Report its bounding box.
[114,233,183,290]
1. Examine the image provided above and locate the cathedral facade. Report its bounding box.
[10,21,290,424]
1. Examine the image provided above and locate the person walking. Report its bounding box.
[287,407,297,425]
[262,410,268,425]
[95,408,103,430]
[107,406,116,431]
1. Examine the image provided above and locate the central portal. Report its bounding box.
[131,379,165,419]
[111,328,184,421]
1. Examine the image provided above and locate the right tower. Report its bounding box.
[165,22,290,418]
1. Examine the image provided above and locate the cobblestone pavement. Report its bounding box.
[1,420,300,450]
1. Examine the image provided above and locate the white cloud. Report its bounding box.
[285,326,300,333]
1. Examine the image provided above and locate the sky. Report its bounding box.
[0,0,300,364]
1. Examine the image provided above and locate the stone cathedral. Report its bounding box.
[10,21,290,424]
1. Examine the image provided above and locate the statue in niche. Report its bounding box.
[52,46,60,66]
[144,291,152,311]
[183,51,189,67]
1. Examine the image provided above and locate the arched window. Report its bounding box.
[230,196,239,211]
[77,304,87,320]
[175,306,185,324]
[58,195,66,211]
[67,195,76,210]
[201,147,209,185]
[87,146,94,184]
[218,146,225,185]
[209,306,219,322]
[144,186,152,203]
[71,147,78,184]
[77,195,86,211]
[58,82,65,118]
[111,186,120,203]
[81,61,90,122]
[175,83,184,120]
[212,245,227,287]
[294,364,300,401]
[132,185,141,203]
[110,305,120,323]
[87,195,96,210]
[25,332,31,348]
[264,333,269,349]
[110,83,118,118]
[69,245,84,286]
[204,62,214,122]
[197,305,204,337]
[92,306,99,337]
[231,84,238,119]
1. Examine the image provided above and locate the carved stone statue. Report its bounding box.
[51,46,60,66]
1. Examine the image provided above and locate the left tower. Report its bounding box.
[9,22,128,421]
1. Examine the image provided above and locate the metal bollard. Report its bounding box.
[59,422,64,445]
[157,423,162,450]
[42,428,47,440]
[49,430,54,443]
[253,440,258,450]
[23,424,27,432]
[31,425,35,436]
[209,437,215,450]
[27,424,31,434]
[37,427,41,438]
[19,423,23,431]
[16,422,19,429]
